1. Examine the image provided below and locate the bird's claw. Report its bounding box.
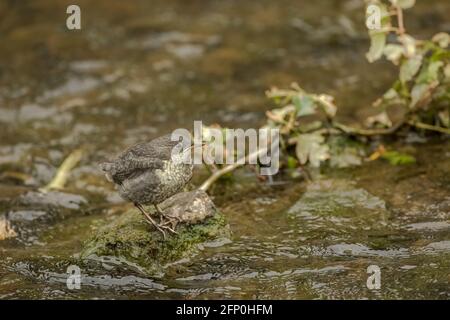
[143,218,168,239]
[144,215,178,237]
[159,215,181,232]
[159,224,178,235]
[136,203,175,239]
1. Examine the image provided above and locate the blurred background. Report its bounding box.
[0,0,449,299]
[0,0,449,170]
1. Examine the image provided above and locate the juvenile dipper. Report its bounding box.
[100,134,195,238]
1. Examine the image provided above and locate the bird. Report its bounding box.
[100,134,197,238]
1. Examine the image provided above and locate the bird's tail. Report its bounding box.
[99,161,115,173]
[99,162,116,182]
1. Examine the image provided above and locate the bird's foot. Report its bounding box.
[135,203,168,239]
[145,217,168,239]
[154,204,180,235]
[159,223,178,235]
[159,215,181,234]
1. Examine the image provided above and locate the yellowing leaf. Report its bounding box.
[365,111,392,128]
[317,94,337,118]
[432,32,450,48]
[293,95,316,116]
[445,64,450,79]
[399,34,416,57]
[295,133,330,167]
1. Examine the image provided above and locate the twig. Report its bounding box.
[199,147,268,192]
[41,149,84,192]
[333,120,404,136]
[396,6,405,35]
[407,120,450,134]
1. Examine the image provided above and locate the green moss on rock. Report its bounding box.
[80,192,230,274]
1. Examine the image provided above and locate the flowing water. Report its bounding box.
[0,0,449,299]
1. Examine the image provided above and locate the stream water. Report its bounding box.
[0,0,449,299]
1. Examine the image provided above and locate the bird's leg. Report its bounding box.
[154,204,165,224]
[156,204,168,225]
[154,204,179,234]
[161,215,182,230]
[134,203,166,239]
[159,204,183,222]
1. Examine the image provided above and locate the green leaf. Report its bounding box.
[328,136,364,168]
[295,133,330,167]
[399,34,416,57]
[293,95,316,116]
[383,88,400,100]
[427,61,444,81]
[366,32,386,63]
[400,55,422,83]
[383,44,404,64]
[286,156,298,169]
[409,83,431,109]
[381,151,416,165]
[416,61,444,83]
[393,0,416,9]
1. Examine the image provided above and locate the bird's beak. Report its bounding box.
[185,142,207,151]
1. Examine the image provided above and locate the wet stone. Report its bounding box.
[18,190,88,210]
[0,190,88,243]
[159,190,216,224]
[80,190,231,275]
[7,210,47,222]
[289,179,386,215]
[288,179,389,233]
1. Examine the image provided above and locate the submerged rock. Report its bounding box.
[80,190,231,274]
[288,179,386,215]
[287,179,390,238]
[19,190,88,210]
[0,189,89,243]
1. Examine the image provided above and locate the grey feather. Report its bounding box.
[101,134,193,206]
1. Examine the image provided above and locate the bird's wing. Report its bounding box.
[107,157,165,184]
[120,134,181,161]
[102,134,185,184]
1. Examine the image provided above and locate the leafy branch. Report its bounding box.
[199,0,449,189]
[262,0,449,168]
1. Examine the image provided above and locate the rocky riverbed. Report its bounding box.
[0,0,449,299]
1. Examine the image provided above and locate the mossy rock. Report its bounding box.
[80,190,231,274]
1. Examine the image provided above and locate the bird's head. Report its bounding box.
[172,141,207,166]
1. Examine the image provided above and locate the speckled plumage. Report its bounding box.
[100,134,193,207]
